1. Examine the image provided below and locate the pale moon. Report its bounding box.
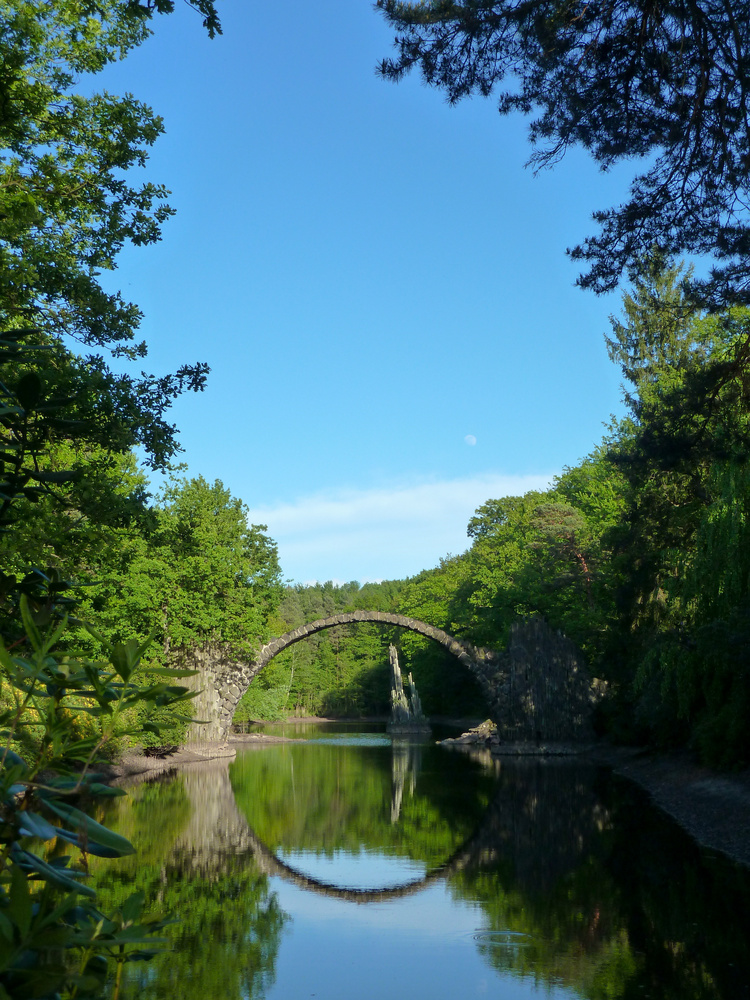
[464,434,477,446]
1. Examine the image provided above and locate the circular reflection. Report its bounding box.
[230,739,498,900]
[277,848,427,889]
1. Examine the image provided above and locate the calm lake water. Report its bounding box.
[94,723,750,1000]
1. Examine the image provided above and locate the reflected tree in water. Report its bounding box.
[230,742,496,869]
[446,760,750,1000]
[92,769,288,1000]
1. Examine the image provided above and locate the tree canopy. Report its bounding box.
[0,0,224,621]
[0,0,222,495]
[377,0,750,309]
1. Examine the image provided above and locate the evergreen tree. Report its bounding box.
[377,1,750,308]
[602,258,750,759]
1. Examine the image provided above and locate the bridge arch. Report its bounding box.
[185,611,491,745]
[240,815,484,903]
[256,611,478,676]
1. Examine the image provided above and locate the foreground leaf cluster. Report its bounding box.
[0,600,201,998]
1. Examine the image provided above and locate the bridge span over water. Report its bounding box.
[184,611,496,745]
[180,612,594,747]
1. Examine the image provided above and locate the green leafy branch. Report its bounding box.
[0,599,200,998]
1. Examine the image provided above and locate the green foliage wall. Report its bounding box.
[73,475,283,742]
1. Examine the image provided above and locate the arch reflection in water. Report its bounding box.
[229,736,500,891]
[230,742,610,904]
[93,734,750,1000]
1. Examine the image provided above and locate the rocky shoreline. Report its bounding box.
[595,746,750,868]
[98,733,295,784]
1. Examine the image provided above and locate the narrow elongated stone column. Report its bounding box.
[387,645,430,734]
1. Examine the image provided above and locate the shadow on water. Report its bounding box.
[93,735,750,1000]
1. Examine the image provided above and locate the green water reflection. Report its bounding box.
[230,739,497,870]
[93,763,287,999]
[92,733,750,1000]
[448,758,750,1000]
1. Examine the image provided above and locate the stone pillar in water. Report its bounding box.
[408,672,424,721]
[387,645,430,734]
[390,741,421,822]
[389,644,411,725]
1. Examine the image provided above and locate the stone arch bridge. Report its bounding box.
[182,612,596,747]
[184,611,495,745]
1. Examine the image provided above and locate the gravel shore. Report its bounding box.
[593,746,750,867]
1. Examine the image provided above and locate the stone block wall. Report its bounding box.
[177,642,254,748]
[474,618,597,743]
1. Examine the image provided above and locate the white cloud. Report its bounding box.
[247,473,553,584]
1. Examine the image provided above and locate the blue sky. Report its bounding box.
[95,0,636,583]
